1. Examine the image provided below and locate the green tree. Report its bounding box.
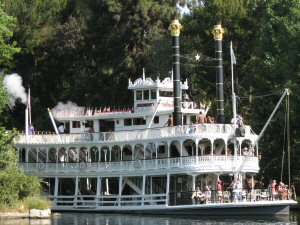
[0,6,41,206]
[242,0,300,187]
[0,6,20,68]
[0,78,41,206]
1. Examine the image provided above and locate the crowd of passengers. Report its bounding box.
[190,179,292,204]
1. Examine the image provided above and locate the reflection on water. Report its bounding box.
[0,211,299,225]
[0,218,50,225]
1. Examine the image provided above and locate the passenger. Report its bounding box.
[207,116,215,123]
[191,187,201,204]
[231,115,244,127]
[271,180,277,200]
[58,123,65,134]
[28,124,35,135]
[199,101,205,109]
[283,185,290,200]
[281,184,289,200]
[242,147,249,156]
[188,123,196,134]
[227,148,233,156]
[217,180,223,203]
[277,182,284,200]
[237,115,244,127]
[191,187,206,204]
[165,114,173,127]
[88,126,95,141]
[232,180,240,202]
[197,111,207,124]
[204,185,211,203]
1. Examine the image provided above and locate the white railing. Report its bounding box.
[16,124,253,145]
[19,155,259,174]
[50,193,167,209]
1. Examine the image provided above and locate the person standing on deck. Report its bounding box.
[197,111,207,124]
[217,180,223,203]
[58,123,65,134]
[29,124,35,135]
[165,114,173,127]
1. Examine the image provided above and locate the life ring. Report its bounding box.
[134,159,142,168]
[79,162,86,170]
[38,162,45,170]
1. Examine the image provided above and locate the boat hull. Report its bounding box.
[52,200,296,215]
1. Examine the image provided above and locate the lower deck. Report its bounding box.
[39,173,296,215]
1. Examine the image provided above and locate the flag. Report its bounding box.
[230,42,237,65]
[27,88,32,125]
[27,89,31,109]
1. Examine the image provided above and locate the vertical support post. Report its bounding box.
[25,147,29,163]
[74,176,79,206]
[54,177,59,207]
[104,149,109,195]
[118,176,122,206]
[142,174,146,206]
[96,177,101,197]
[212,24,225,124]
[192,175,196,191]
[166,173,170,206]
[169,19,183,126]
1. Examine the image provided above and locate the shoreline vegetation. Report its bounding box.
[0,196,52,219]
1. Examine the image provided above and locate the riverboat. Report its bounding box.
[15,20,297,215]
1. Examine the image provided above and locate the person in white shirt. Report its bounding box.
[58,124,65,134]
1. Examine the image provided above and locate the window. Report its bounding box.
[143,90,149,100]
[72,121,81,128]
[85,120,94,127]
[133,117,146,125]
[154,116,159,124]
[159,91,173,97]
[124,119,132,126]
[151,90,157,99]
[136,91,142,100]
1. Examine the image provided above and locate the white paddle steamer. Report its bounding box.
[15,20,296,215]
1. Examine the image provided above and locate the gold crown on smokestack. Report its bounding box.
[212,24,224,40]
[169,19,182,36]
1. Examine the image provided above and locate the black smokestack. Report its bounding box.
[212,24,225,124]
[169,19,183,126]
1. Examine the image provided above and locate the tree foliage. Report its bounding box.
[0,6,20,68]
[0,6,41,207]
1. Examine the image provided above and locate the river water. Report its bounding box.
[0,211,299,225]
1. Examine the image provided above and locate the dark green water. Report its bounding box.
[1,211,299,225]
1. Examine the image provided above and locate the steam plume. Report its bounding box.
[53,101,83,111]
[3,73,27,108]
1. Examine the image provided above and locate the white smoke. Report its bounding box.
[53,101,84,111]
[3,73,27,108]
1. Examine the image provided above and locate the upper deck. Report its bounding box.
[49,74,205,134]
[16,123,256,146]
